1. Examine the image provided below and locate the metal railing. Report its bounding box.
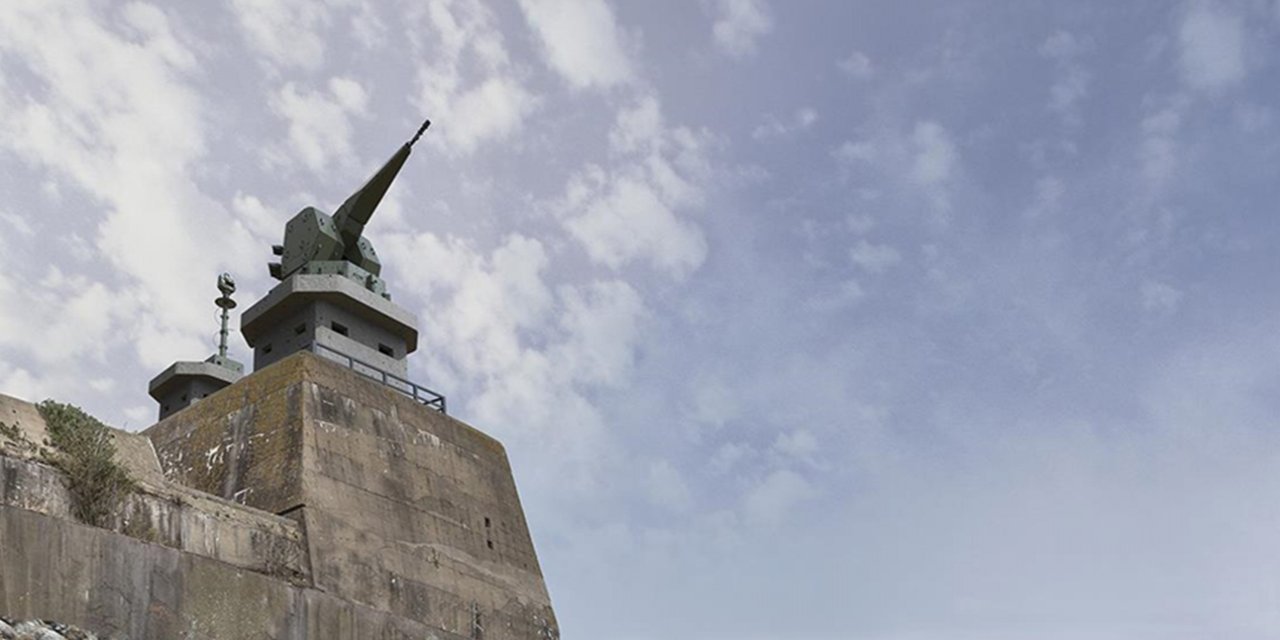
[305,342,447,414]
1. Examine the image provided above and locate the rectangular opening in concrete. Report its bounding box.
[331,321,349,337]
[378,343,394,357]
[294,323,306,335]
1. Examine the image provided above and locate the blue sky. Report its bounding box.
[2,1,1280,638]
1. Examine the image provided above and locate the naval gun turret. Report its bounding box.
[268,119,430,299]
[241,120,430,379]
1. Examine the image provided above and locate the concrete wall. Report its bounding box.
[0,351,557,639]
[144,352,558,639]
[295,364,555,637]
[0,505,470,640]
[142,360,309,515]
[0,394,310,588]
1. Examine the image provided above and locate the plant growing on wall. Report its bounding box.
[36,400,136,528]
[0,420,36,454]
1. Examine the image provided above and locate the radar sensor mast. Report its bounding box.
[215,273,237,360]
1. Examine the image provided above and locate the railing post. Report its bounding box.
[301,342,447,414]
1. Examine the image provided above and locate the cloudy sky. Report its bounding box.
[3,0,1280,637]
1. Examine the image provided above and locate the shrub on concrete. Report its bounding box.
[36,400,136,528]
[0,420,36,454]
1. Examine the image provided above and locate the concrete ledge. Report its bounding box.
[148,361,242,398]
[0,505,469,640]
[241,274,418,352]
[0,393,309,583]
[0,452,310,584]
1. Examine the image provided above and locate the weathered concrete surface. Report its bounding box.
[0,394,309,585]
[0,618,104,639]
[144,352,558,639]
[0,505,469,639]
[142,358,308,515]
[0,351,556,638]
[0,394,49,460]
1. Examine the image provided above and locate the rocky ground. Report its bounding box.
[0,618,100,640]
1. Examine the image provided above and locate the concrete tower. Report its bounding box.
[0,120,558,639]
[142,120,557,637]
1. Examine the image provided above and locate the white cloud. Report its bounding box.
[437,77,538,155]
[838,50,874,79]
[688,376,740,429]
[380,231,649,494]
[1039,31,1092,124]
[752,107,818,140]
[229,0,329,70]
[1233,101,1273,132]
[708,441,753,476]
[1178,3,1245,92]
[910,121,956,187]
[850,239,902,274]
[517,0,634,89]
[743,468,816,527]
[646,460,694,512]
[269,77,369,173]
[1039,29,1088,61]
[120,3,197,71]
[909,121,959,214]
[425,234,554,374]
[0,269,115,366]
[609,96,665,152]
[1140,102,1183,190]
[556,97,711,279]
[1050,67,1090,121]
[231,193,281,240]
[554,281,645,387]
[845,213,876,234]
[328,77,369,113]
[773,429,819,462]
[1141,281,1183,314]
[350,1,388,49]
[563,172,707,278]
[833,139,876,164]
[0,1,258,373]
[807,279,867,312]
[1025,175,1065,219]
[411,0,539,154]
[0,211,36,237]
[710,0,773,58]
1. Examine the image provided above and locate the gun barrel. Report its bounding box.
[331,118,430,247]
[332,142,412,243]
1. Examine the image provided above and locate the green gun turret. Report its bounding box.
[268,119,430,298]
